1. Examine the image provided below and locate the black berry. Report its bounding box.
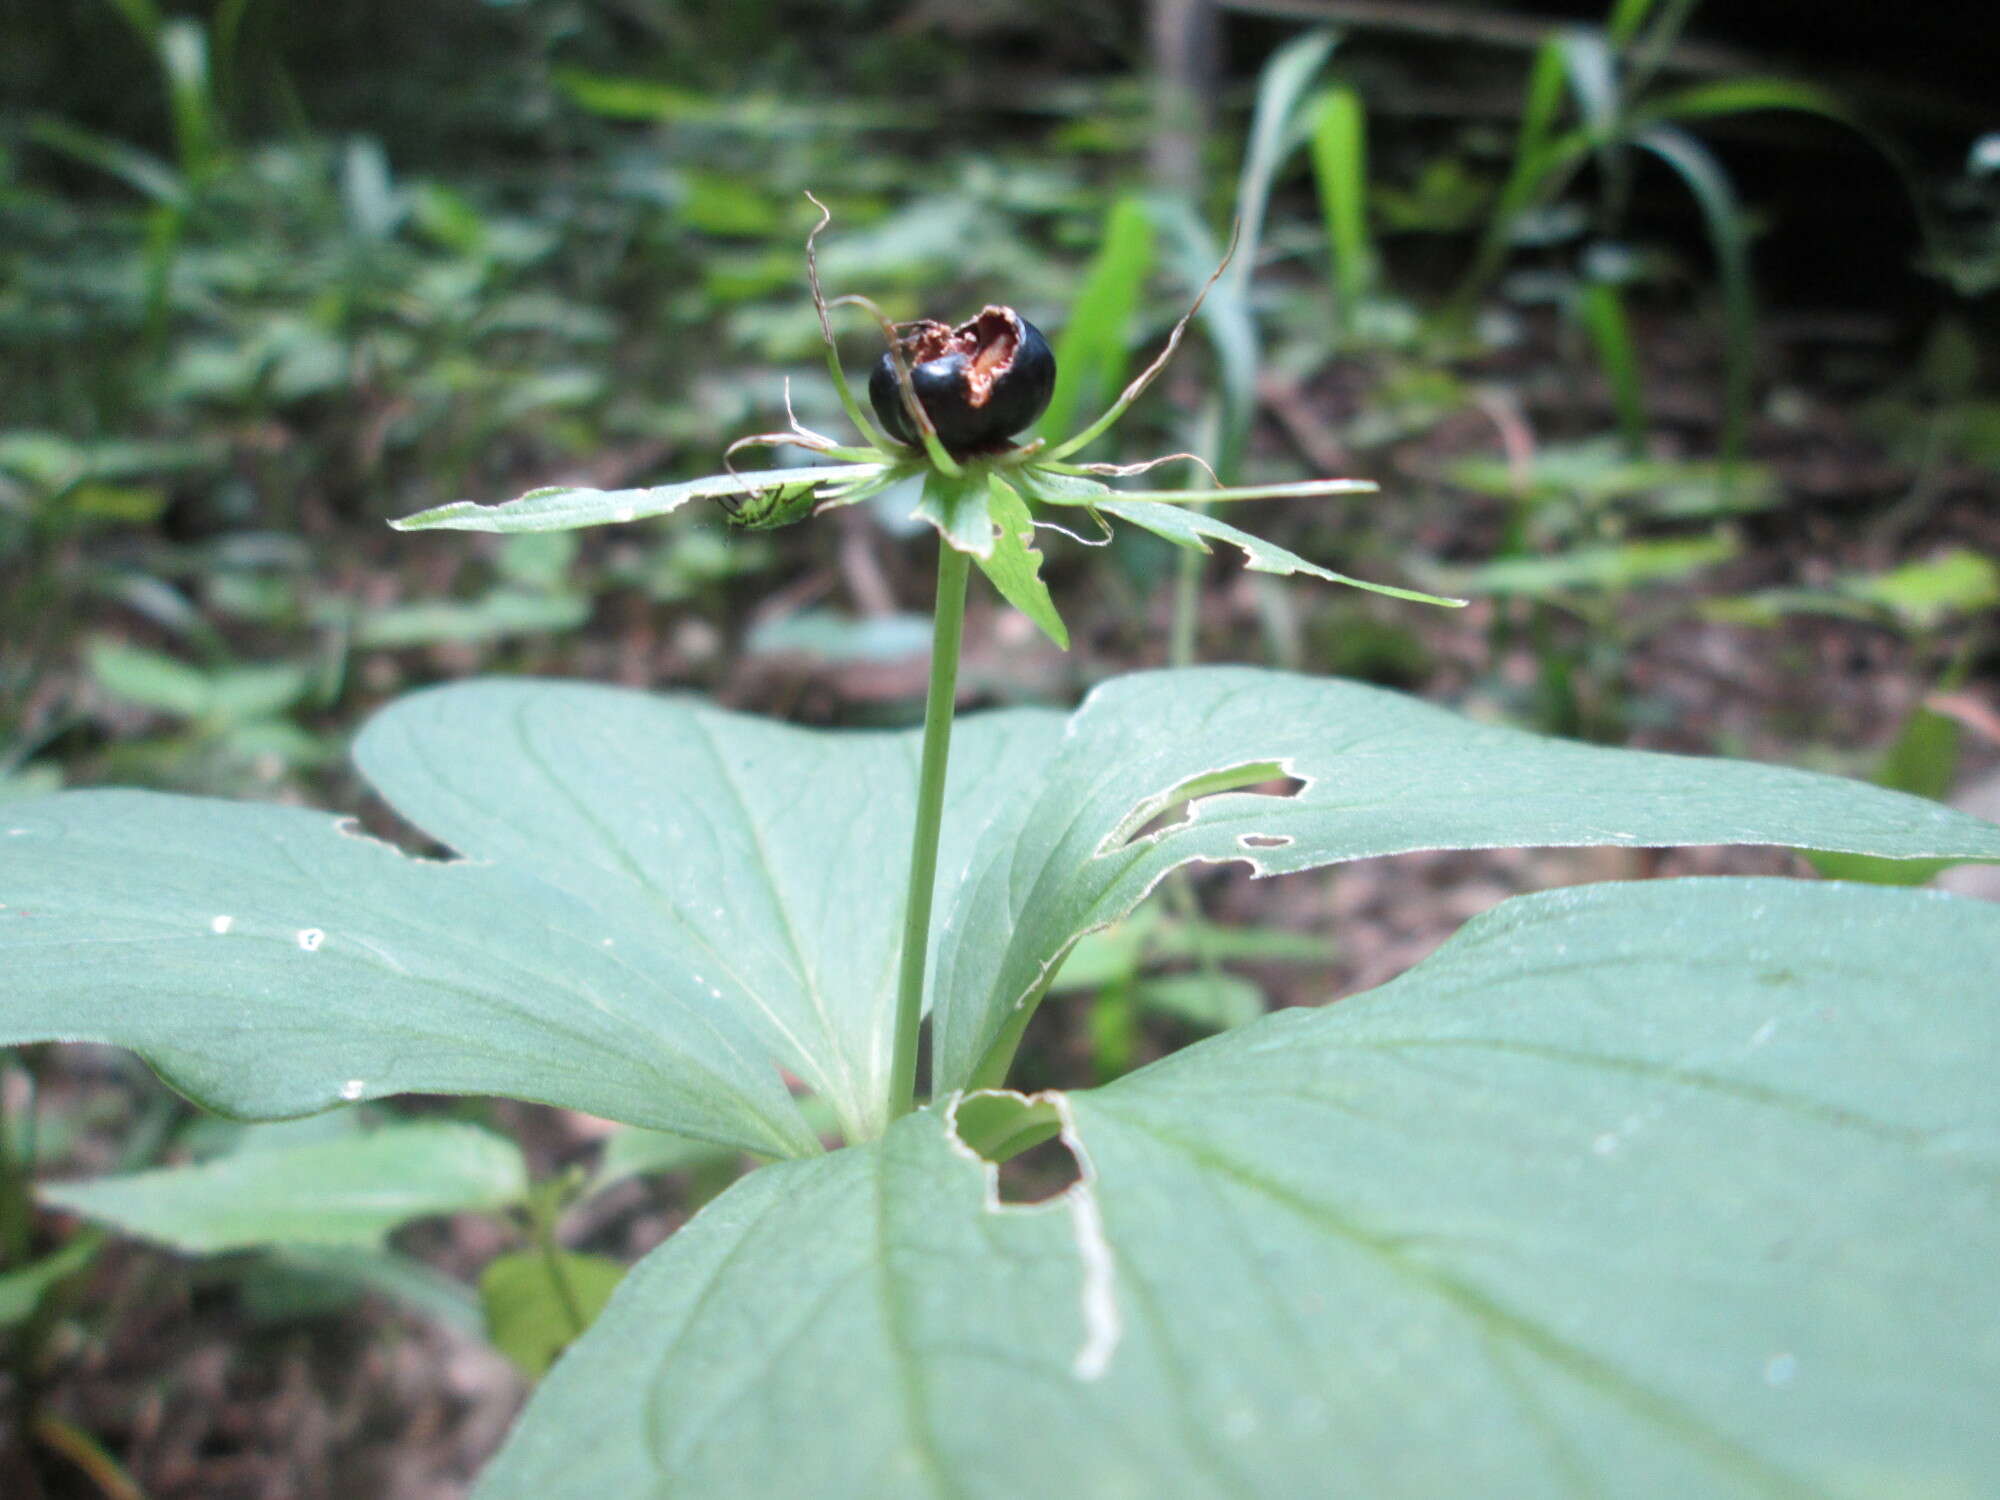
[868,306,1055,456]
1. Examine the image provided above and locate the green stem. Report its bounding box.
[887,541,971,1122]
[1168,402,1225,669]
[530,1190,587,1339]
[1169,534,1204,668]
[34,1411,145,1500]
[0,1054,29,1267]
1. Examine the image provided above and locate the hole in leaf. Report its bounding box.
[1238,833,1293,850]
[952,1090,1061,1162]
[951,1090,1079,1203]
[995,1135,1083,1206]
[1244,773,1304,799]
[1105,763,1304,852]
[342,796,458,862]
[1119,804,1197,845]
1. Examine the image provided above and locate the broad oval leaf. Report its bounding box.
[9,669,1999,1152]
[39,1121,528,1253]
[0,790,818,1157]
[930,668,2000,1093]
[352,679,1064,1142]
[476,878,2000,1498]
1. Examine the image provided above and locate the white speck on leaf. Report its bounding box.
[1764,1352,1798,1387]
[210,915,234,935]
[340,1078,367,1101]
[1592,1133,1620,1157]
[297,928,326,952]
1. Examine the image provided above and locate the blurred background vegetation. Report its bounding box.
[3,1,1997,1494]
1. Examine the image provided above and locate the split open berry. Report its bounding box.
[868,306,1055,456]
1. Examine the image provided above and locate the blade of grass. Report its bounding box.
[1308,85,1376,331]
[1046,210,1238,465]
[1579,279,1648,455]
[1201,26,1339,478]
[1637,76,1915,199]
[159,18,219,182]
[27,118,185,205]
[1606,0,1662,47]
[1448,39,1585,322]
[1557,26,1630,221]
[1637,76,1934,246]
[1171,29,1340,669]
[1558,28,1621,146]
[141,202,186,359]
[213,0,257,121]
[1042,196,1154,444]
[1625,0,1703,98]
[1231,27,1340,297]
[99,0,162,43]
[1634,124,1751,474]
[1638,75,1854,123]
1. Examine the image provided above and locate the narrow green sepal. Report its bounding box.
[976,476,1069,649]
[391,465,885,535]
[912,468,997,559]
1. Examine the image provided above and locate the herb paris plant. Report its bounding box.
[5,202,2000,1496]
[391,196,1464,1129]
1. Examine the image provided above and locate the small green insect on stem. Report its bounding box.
[887,541,971,1123]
